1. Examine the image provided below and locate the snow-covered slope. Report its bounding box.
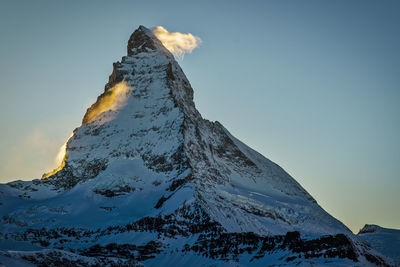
[358,225,400,264]
[0,26,396,266]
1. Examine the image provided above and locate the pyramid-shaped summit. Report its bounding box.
[0,26,395,266]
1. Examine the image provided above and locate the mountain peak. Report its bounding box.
[358,224,381,234]
[0,27,395,266]
[127,25,172,59]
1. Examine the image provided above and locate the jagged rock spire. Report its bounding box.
[127,25,173,59]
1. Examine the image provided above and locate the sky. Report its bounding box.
[0,0,399,233]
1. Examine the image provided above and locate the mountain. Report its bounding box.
[0,26,396,266]
[358,225,400,265]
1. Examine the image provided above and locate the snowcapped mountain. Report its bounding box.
[358,225,400,265]
[0,26,397,266]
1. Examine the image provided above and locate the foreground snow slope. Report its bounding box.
[0,26,396,266]
[358,225,400,264]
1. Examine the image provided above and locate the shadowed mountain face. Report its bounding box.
[0,26,396,266]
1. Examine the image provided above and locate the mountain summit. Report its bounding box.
[0,26,396,266]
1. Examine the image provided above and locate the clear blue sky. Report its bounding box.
[0,0,399,233]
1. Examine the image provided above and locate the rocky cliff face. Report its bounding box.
[0,26,396,266]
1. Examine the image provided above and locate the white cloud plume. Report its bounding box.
[54,132,73,167]
[153,26,201,59]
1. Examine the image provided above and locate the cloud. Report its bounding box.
[0,129,61,180]
[42,132,73,179]
[54,132,73,167]
[153,26,201,59]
